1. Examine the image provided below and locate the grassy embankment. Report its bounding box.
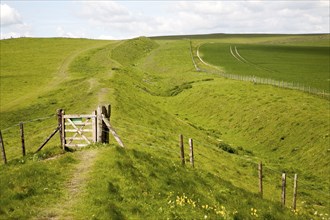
[0,35,329,219]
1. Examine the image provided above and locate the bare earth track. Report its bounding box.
[37,149,99,219]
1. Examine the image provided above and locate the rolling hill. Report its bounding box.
[0,34,329,219]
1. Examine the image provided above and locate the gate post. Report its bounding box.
[97,106,103,143]
[61,110,66,150]
[57,109,63,146]
[101,106,109,143]
[92,110,97,143]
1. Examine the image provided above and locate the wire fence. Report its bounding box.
[0,114,59,161]
[189,40,330,100]
[1,112,328,214]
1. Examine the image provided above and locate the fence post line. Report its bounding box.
[20,122,26,157]
[281,173,286,207]
[189,138,194,168]
[292,174,298,210]
[57,109,63,146]
[179,134,185,166]
[0,130,7,164]
[258,162,263,198]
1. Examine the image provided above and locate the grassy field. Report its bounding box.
[197,35,330,91]
[0,35,329,219]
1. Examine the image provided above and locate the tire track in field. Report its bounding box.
[230,45,277,74]
[230,46,245,63]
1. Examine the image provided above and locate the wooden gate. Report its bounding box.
[57,105,124,149]
[62,113,97,148]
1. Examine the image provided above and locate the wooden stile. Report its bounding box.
[0,130,7,164]
[20,122,26,156]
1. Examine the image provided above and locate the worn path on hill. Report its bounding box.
[1,42,109,112]
[38,149,99,219]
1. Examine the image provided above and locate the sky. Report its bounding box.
[1,0,329,40]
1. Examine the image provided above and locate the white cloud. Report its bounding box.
[0,3,22,26]
[74,0,329,39]
[0,3,33,39]
[167,1,330,34]
[97,34,116,40]
[56,26,86,38]
[0,23,32,39]
[80,1,133,24]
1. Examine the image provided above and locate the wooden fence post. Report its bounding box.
[101,105,110,143]
[189,138,194,168]
[281,173,286,207]
[292,174,298,210]
[61,110,66,150]
[92,110,97,143]
[179,134,185,166]
[97,106,103,143]
[20,122,26,156]
[108,104,111,142]
[57,109,63,146]
[258,162,263,198]
[0,130,7,164]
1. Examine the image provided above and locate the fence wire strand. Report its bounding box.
[1,114,55,132]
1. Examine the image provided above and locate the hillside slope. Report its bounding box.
[0,36,329,219]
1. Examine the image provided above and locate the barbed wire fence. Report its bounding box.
[0,114,59,162]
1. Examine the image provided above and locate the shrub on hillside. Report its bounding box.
[217,142,238,154]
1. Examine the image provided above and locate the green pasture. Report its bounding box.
[198,40,330,91]
[0,35,329,219]
[0,38,110,113]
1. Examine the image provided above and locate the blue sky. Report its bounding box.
[1,1,329,39]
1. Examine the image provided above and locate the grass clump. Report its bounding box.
[217,142,238,154]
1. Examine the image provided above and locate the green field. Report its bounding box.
[0,35,329,219]
[198,35,330,92]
